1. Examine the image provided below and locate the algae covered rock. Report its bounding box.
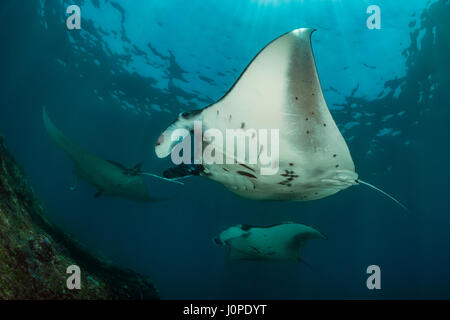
[0,134,159,299]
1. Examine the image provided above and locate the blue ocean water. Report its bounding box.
[0,0,449,299]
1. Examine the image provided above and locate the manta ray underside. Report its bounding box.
[154,28,407,210]
[215,222,326,262]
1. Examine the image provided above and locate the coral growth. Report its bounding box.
[0,135,159,299]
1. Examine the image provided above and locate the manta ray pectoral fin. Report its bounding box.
[155,110,203,158]
[288,228,326,255]
[306,229,328,240]
[292,231,325,249]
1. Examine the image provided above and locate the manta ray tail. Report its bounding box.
[357,179,409,212]
[139,172,186,185]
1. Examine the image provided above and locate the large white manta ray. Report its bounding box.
[214,222,326,262]
[155,28,406,210]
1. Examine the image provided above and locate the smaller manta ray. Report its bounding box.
[214,222,326,262]
[43,108,177,202]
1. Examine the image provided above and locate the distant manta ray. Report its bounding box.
[214,222,326,262]
[43,108,180,202]
[155,28,407,211]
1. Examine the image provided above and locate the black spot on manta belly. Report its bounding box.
[239,163,255,172]
[237,171,257,179]
[279,170,298,185]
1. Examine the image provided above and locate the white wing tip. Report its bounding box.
[291,28,316,36]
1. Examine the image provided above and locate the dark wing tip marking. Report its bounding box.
[237,171,257,179]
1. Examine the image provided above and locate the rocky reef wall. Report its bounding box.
[0,135,159,299]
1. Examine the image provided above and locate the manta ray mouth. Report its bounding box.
[319,170,359,188]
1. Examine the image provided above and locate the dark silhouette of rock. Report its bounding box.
[0,135,159,300]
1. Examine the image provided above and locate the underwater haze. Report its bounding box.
[0,0,449,299]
